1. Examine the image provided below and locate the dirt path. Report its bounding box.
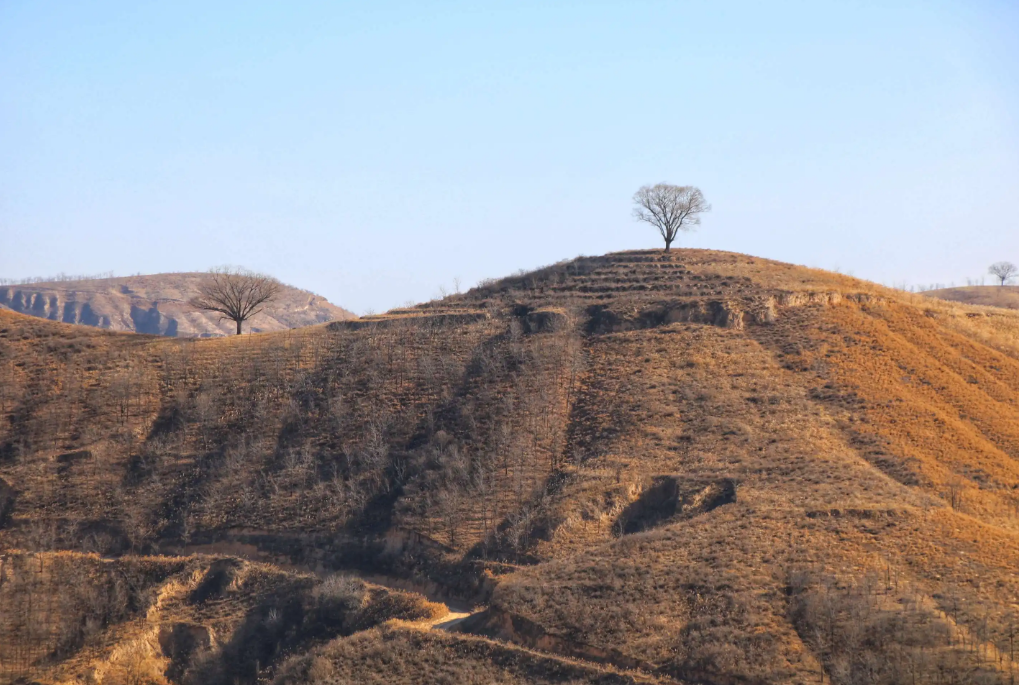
[419,608,473,631]
[157,542,671,681]
[171,540,481,631]
[356,572,479,631]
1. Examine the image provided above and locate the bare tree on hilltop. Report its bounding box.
[189,267,281,335]
[989,261,1018,286]
[633,184,711,252]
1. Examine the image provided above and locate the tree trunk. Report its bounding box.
[664,238,672,253]
[235,319,242,335]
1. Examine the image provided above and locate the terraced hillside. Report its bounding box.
[2,249,1019,684]
[0,273,355,337]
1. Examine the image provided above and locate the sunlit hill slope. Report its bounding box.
[926,285,1019,311]
[2,249,1019,684]
[0,272,355,337]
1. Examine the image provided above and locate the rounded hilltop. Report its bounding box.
[347,248,894,333]
[925,285,1019,310]
[0,271,356,337]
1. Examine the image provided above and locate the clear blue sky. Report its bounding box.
[2,1,1017,312]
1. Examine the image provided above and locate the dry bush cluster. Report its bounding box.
[0,552,182,682]
[789,569,1017,684]
[0,308,584,565]
[272,623,660,685]
[0,551,442,685]
[174,569,441,685]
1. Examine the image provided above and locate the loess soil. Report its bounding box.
[925,285,1019,311]
[0,272,355,337]
[2,249,1019,684]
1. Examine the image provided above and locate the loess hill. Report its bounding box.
[0,273,355,337]
[3,249,1019,684]
[926,285,1019,311]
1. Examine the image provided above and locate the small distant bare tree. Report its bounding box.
[989,261,1018,286]
[632,184,710,252]
[189,267,281,335]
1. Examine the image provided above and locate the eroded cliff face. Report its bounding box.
[0,289,114,328]
[0,273,354,337]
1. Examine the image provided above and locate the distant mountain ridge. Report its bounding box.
[0,272,355,336]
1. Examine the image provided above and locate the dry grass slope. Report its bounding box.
[925,285,1019,311]
[272,625,667,685]
[2,249,1019,684]
[0,550,442,684]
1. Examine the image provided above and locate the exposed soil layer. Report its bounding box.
[0,272,354,337]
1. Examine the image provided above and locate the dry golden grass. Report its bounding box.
[4,249,1019,684]
[272,624,666,685]
[0,550,441,685]
[926,285,1019,311]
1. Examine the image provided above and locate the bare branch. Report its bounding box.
[989,261,1018,286]
[188,267,282,335]
[632,184,711,252]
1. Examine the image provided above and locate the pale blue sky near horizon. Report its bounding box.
[2,1,1017,313]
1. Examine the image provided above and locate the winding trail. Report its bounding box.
[158,540,676,682]
[171,539,482,631]
[419,608,473,631]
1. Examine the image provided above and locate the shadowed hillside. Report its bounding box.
[0,273,355,337]
[0,551,445,684]
[3,249,1019,684]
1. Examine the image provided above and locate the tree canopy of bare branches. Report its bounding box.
[188,267,281,335]
[989,261,1018,286]
[632,184,710,252]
